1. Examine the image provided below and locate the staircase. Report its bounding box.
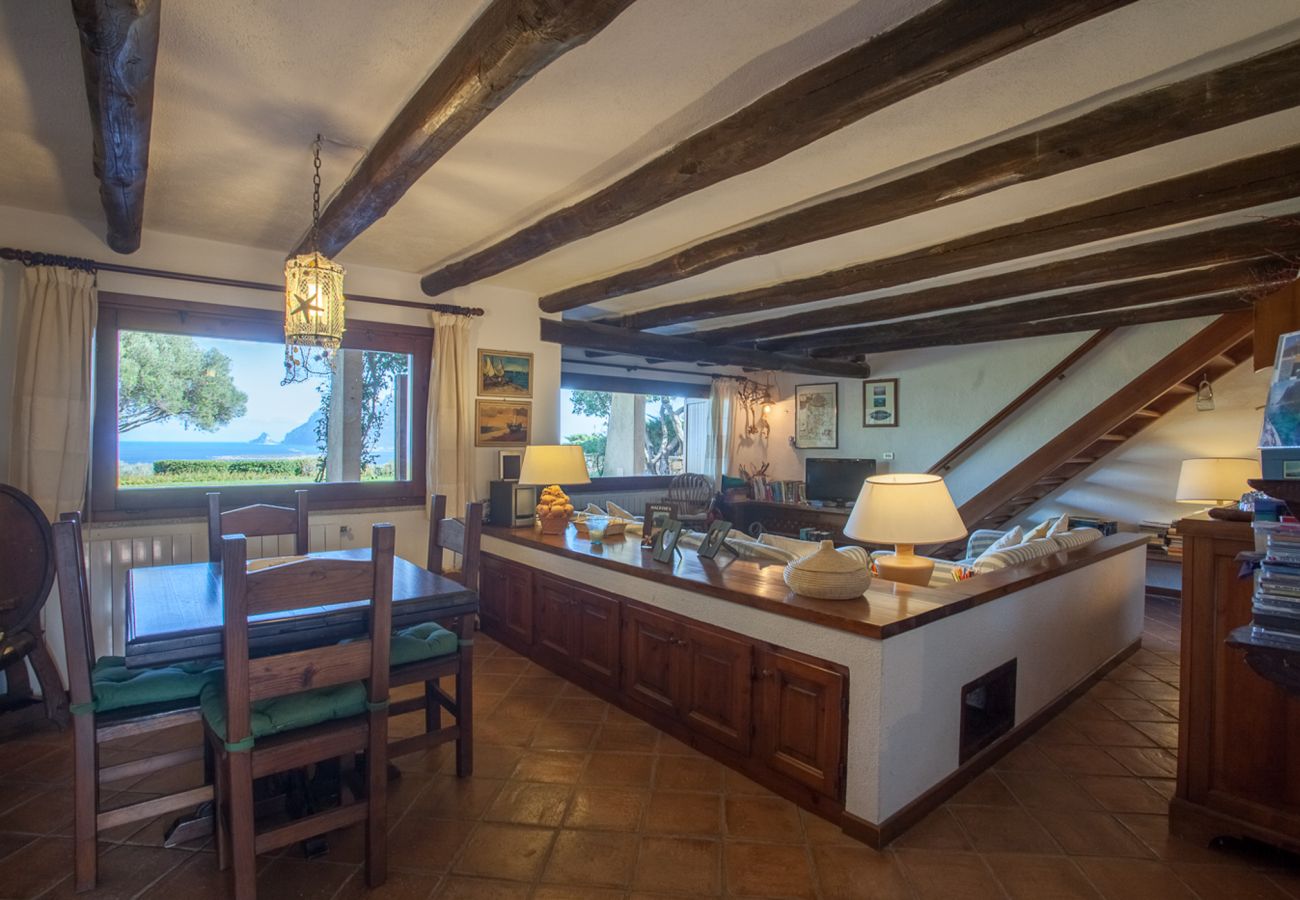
[930,312,1254,557]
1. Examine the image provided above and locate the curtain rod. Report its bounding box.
[0,246,485,317]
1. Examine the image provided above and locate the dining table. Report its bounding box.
[124,547,478,849]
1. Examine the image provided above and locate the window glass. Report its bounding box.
[561,388,707,478]
[116,330,412,490]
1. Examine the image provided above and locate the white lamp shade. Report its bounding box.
[518,445,591,486]
[1175,457,1258,504]
[843,473,967,545]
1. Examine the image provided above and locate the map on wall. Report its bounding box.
[794,383,838,449]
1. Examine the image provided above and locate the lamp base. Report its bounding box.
[876,544,934,587]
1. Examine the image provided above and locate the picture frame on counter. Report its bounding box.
[642,502,677,548]
[652,518,685,563]
[697,519,733,560]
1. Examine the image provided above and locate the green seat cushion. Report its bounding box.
[91,656,222,714]
[199,678,368,742]
[390,622,458,667]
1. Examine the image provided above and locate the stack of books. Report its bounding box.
[1139,520,1172,556]
[749,479,807,503]
[1254,526,1300,640]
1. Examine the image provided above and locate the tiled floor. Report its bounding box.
[1,597,1298,898]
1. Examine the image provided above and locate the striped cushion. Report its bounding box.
[971,538,1060,574]
[1050,527,1103,552]
[965,529,1012,559]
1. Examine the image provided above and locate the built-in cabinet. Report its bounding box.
[480,553,848,808]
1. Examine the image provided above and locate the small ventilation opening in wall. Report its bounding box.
[960,658,1017,764]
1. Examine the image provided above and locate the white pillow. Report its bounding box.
[985,526,1024,554]
[1046,514,1071,538]
[1023,518,1054,542]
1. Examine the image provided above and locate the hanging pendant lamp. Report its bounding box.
[283,135,345,383]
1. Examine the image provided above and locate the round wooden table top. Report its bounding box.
[0,485,55,637]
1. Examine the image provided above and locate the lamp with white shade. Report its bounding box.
[844,473,967,587]
[518,445,591,534]
[1175,457,1259,518]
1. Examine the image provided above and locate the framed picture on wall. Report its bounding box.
[794,383,838,449]
[475,400,531,446]
[862,378,898,428]
[478,349,533,398]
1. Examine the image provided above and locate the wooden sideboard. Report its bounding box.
[480,552,849,815]
[719,499,882,548]
[1172,515,1300,852]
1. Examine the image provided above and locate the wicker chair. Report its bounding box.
[665,473,715,527]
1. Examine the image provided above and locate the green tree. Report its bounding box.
[118,332,247,432]
[563,390,685,476]
[312,350,410,479]
[564,432,607,476]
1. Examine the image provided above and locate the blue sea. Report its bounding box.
[119,441,395,466]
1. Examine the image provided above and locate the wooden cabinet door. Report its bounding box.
[533,575,575,665]
[680,623,753,754]
[573,589,621,689]
[622,603,680,717]
[481,555,534,648]
[756,648,845,799]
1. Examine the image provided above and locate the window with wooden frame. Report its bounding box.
[91,293,431,518]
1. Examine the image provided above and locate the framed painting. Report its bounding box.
[478,349,533,398]
[794,383,838,449]
[862,378,899,428]
[475,399,531,446]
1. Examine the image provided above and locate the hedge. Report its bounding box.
[151,458,314,477]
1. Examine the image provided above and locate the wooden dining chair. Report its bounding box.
[385,496,480,774]
[52,512,216,893]
[206,489,309,561]
[207,525,393,898]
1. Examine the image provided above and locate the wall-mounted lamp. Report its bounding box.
[738,376,776,440]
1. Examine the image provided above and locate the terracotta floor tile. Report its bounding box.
[725,841,816,899]
[1171,862,1296,900]
[895,849,1004,899]
[1035,718,1094,745]
[550,698,610,724]
[541,829,638,887]
[1109,663,1159,682]
[580,752,655,788]
[799,809,859,845]
[1061,698,1122,722]
[1099,698,1177,723]
[409,776,506,820]
[1130,721,1179,749]
[653,755,724,792]
[477,716,541,748]
[528,721,599,752]
[723,769,773,794]
[643,791,722,835]
[563,787,648,832]
[140,850,237,900]
[1104,747,1178,779]
[949,771,1018,807]
[811,844,911,900]
[654,734,699,756]
[1073,719,1157,748]
[484,782,573,827]
[724,796,804,842]
[478,657,530,676]
[0,785,73,834]
[532,886,624,900]
[1110,813,1233,864]
[1039,744,1134,776]
[633,836,721,895]
[255,857,356,900]
[1074,857,1197,899]
[593,723,661,753]
[510,675,567,697]
[432,875,530,898]
[1141,666,1181,686]
[334,868,440,900]
[512,751,588,785]
[468,746,526,780]
[1076,775,1170,814]
[453,823,556,882]
[998,770,1103,811]
[949,804,1060,854]
[1087,680,1139,700]
[492,696,556,722]
[1144,778,1175,800]
[993,741,1062,772]
[387,816,477,872]
[1122,680,1180,702]
[891,807,971,851]
[984,852,1101,899]
[40,843,193,899]
[474,673,523,695]
[1031,809,1156,859]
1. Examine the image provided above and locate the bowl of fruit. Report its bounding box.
[536,485,575,534]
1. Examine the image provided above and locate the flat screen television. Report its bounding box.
[805,457,876,507]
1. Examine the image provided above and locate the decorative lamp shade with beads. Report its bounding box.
[284,252,346,354]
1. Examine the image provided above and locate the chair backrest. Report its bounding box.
[219,524,394,749]
[426,495,484,591]
[207,490,309,561]
[667,473,714,505]
[52,512,96,712]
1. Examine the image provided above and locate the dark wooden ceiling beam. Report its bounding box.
[600,41,1300,326]
[71,0,161,254]
[759,259,1291,354]
[540,320,871,378]
[293,0,635,259]
[705,217,1300,346]
[420,0,1137,295]
[809,294,1264,357]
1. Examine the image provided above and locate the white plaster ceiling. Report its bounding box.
[0,0,1298,336]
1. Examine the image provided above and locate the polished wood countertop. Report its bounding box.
[482,525,1149,640]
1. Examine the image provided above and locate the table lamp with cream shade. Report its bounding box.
[1175,457,1259,518]
[518,445,591,534]
[844,474,968,587]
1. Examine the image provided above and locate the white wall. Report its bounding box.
[747,317,1262,530]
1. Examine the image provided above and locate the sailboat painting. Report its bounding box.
[476,400,531,446]
[478,349,533,398]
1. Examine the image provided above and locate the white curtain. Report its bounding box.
[9,266,97,518]
[705,376,743,487]
[426,312,476,519]
[8,265,97,682]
